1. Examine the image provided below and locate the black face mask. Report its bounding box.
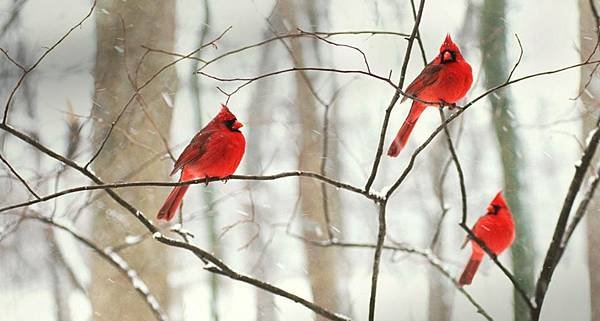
[440,50,456,64]
[224,119,240,132]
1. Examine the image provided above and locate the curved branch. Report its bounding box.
[0,124,351,321]
[0,152,40,199]
[153,233,350,321]
[25,214,169,321]
[0,171,383,214]
[198,67,397,98]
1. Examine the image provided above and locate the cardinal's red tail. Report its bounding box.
[459,257,482,285]
[387,102,426,157]
[157,185,189,221]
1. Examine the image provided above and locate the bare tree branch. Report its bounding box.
[367,204,387,321]
[297,28,372,73]
[0,48,26,71]
[24,214,169,321]
[304,239,494,321]
[3,3,600,319]
[0,121,351,321]
[2,0,96,124]
[561,160,600,249]
[366,1,427,320]
[438,110,467,224]
[191,30,410,73]
[0,170,384,214]
[364,0,427,193]
[532,115,600,320]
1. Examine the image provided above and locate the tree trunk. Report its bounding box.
[428,145,454,321]
[270,1,341,319]
[90,1,176,320]
[244,19,277,321]
[580,1,600,320]
[479,1,535,321]
[188,2,221,319]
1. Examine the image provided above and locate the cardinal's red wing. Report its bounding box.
[401,63,443,103]
[170,129,214,176]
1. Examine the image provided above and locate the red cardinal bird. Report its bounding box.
[157,104,246,221]
[387,34,473,156]
[459,191,515,285]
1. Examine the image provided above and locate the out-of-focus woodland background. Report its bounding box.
[0,0,599,321]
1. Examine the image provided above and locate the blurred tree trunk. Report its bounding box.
[479,2,535,321]
[245,48,276,321]
[427,224,453,321]
[90,1,176,320]
[428,7,476,315]
[244,20,278,321]
[19,15,77,320]
[49,230,72,321]
[271,1,341,319]
[580,1,600,320]
[188,1,221,320]
[428,143,454,321]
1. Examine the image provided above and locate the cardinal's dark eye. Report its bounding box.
[492,205,501,215]
[225,119,236,130]
[225,118,241,132]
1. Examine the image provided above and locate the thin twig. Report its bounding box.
[198,67,397,98]
[193,30,410,73]
[506,34,524,82]
[409,0,428,65]
[317,85,349,240]
[439,110,467,223]
[310,30,410,38]
[84,27,232,169]
[120,16,176,163]
[297,28,372,73]
[0,48,26,71]
[125,30,409,70]
[0,152,40,199]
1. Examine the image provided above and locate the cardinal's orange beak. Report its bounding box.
[232,120,243,130]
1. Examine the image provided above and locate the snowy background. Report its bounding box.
[0,0,593,321]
